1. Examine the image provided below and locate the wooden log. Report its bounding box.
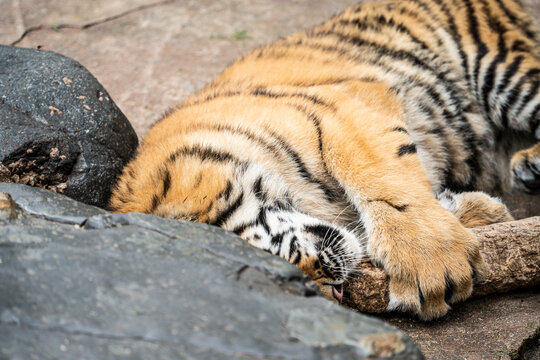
[342,216,540,313]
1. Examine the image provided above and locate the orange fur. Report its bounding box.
[111,0,539,320]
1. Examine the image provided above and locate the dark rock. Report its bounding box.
[0,183,423,360]
[0,45,138,208]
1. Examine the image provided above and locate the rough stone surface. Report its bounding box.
[1,1,540,359]
[0,45,138,208]
[0,183,423,360]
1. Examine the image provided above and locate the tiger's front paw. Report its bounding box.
[368,203,486,320]
[511,143,540,193]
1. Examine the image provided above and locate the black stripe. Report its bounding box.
[289,77,356,87]
[391,127,408,133]
[271,199,292,211]
[124,182,133,195]
[304,224,344,251]
[211,193,244,227]
[287,235,298,262]
[126,167,136,179]
[186,91,241,108]
[271,233,285,247]
[480,26,508,127]
[219,181,233,202]
[500,69,540,128]
[490,55,524,118]
[290,250,301,265]
[251,87,337,112]
[529,103,540,133]
[511,40,528,53]
[320,262,336,281]
[463,0,489,95]
[396,5,438,35]
[405,90,478,190]
[149,194,160,212]
[422,0,469,76]
[444,272,456,303]
[115,195,130,205]
[369,199,409,212]
[514,79,540,120]
[167,145,241,165]
[323,253,339,274]
[289,103,345,201]
[397,143,417,156]
[192,172,203,189]
[231,220,256,235]
[392,203,409,212]
[256,207,271,234]
[264,38,357,64]
[162,168,171,198]
[263,39,351,58]
[423,117,453,186]
[443,108,480,189]
[253,176,264,202]
[304,224,335,242]
[339,16,434,55]
[110,193,130,206]
[187,88,336,113]
[418,280,425,306]
[312,29,444,79]
[478,0,501,33]
[492,0,537,41]
[494,55,524,95]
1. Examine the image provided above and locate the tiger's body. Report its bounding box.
[110,0,540,320]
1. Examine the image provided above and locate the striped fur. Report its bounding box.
[111,0,538,320]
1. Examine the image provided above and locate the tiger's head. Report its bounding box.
[110,147,365,303]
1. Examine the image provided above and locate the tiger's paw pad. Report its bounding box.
[511,145,540,193]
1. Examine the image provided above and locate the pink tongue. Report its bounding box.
[332,285,343,303]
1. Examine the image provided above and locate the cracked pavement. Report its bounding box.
[1,1,539,359]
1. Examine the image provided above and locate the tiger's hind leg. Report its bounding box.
[511,143,540,193]
[468,0,540,193]
[437,190,514,228]
[491,45,540,194]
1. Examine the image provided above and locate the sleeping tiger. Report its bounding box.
[110,0,539,320]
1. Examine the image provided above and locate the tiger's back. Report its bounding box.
[111,0,540,319]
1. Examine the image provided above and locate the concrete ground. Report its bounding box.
[1,0,539,358]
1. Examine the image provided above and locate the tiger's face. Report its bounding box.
[296,224,364,303]
[111,157,364,303]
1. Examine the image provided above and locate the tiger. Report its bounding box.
[110,0,539,320]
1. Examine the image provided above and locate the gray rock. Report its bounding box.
[0,45,138,208]
[0,182,106,225]
[0,184,423,359]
